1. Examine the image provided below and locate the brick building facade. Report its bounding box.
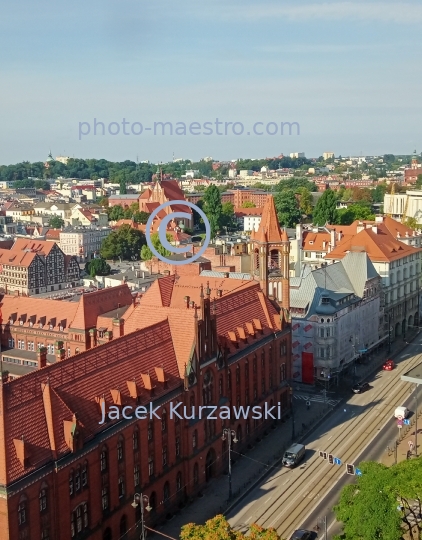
[0,203,292,540]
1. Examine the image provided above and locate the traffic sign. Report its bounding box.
[334,457,342,465]
[355,468,362,476]
[404,419,411,426]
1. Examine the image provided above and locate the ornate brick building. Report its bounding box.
[0,208,292,540]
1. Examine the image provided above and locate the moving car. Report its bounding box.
[383,359,395,371]
[394,406,409,419]
[289,530,314,540]
[282,443,306,468]
[352,381,370,394]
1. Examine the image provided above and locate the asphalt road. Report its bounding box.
[227,338,422,540]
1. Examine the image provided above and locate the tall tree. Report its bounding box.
[313,189,338,226]
[241,201,256,208]
[140,232,172,260]
[119,172,127,195]
[221,201,235,229]
[48,215,64,229]
[203,185,223,238]
[296,187,313,216]
[274,189,301,228]
[85,258,111,277]
[100,225,145,260]
[337,203,375,225]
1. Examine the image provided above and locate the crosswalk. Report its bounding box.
[293,393,341,407]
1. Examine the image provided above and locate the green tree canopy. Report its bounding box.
[296,187,313,216]
[180,515,283,540]
[100,224,146,260]
[203,185,223,238]
[48,215,65,229]
[85,258,111,277]
[416,174,422,189]
[313,189,338,226]
[107,205,125,221]
[337,203,375,225]
[221,201,235,229]
[334,459,422,540]
[274,189,301,227]
[140,232,172,261]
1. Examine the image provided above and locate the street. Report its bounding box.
[227,338,422,539]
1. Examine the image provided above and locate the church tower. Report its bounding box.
[250,195,290,309]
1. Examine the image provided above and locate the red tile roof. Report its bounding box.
[252,195,285,243]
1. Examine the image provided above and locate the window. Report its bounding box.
[71,503,89,537]
[18,497,27,526]
[118,476,125,498]
[175,437,180,457]
[227,370,232,390]
[219,375,223,396]
[117,437,124,462]
[245,361,249,380]
[236,365,240,384]
[176,471,182,491]
[162,445,168,467]
[101,486,109,511]
[148,456,154,477]
[100,447,108,472]
[163,482,170,502]
[203,369,213,405]
[147,421,153,441]
[81,462,88,488]
[134,464,140,487]
[162,409,167,432]
[75,467,81,492]
[120,515,127,536]
[193,430,198,449]
[39,487,47,512]
[193,463,199,485]
[69,471,74,496]
[133,428,139,451]
[41,527,50,540]
[8,338,14,348]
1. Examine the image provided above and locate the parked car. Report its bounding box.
[383,359,395,371]
[394,406,409,419]
[289,530,314,540]
[352,381,370,394]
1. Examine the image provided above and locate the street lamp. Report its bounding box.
[131,493,152,540]
[222,428,238,500]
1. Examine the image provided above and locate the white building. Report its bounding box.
[59,227,112,262]
[290,152,305,159]
[323,152,335,160]
[384,190,422,225]
[290,252,383,384]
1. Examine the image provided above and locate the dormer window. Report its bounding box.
[59,325,64,331]
[19,320,23,326]
[9,318,13,325]
[29,321,33,327]
[39,323,43,329]
[309,241,314,245]
[321,297,330,304]
[49,324,53,330]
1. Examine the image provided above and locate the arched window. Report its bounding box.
[39,485,48,512]
[227,370,232,390]
[162,409,167,432]
[71,503,89,537]
[101,486,109,511]
[245,360,249,380]
[193,430,198,449]
[193,463,199,485]
[176,471,182,492]
[120,515,127,536]
[162,445,168,467]
[190,393,195,414]
[100,446,108,472]
[132,427,139,451]
[163,481,170,502]
[18,495,27,526]
[175,436,180,457]
[236,365,240,385]
[117,436,124,462]
[149,492,157,512]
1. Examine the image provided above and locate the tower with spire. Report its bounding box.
[250,195,290,309]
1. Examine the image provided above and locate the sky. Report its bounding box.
[1,0,422,165]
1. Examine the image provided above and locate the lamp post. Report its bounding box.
[222,428,238,500]
[131,493,152,540]
[289,385,295,439]
[388,311,392,354]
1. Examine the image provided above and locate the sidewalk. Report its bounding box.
[155,398,333,539]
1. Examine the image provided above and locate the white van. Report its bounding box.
[394,406,409,419]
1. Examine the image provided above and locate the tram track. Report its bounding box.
[232,350,422,538]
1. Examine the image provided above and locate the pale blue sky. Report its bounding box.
[1,0,421,164]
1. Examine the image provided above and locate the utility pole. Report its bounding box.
[131,493,152,540]
[222,428,238,500]
[289,386,295,439]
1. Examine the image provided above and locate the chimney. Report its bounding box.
[330,229,336,250]
[371,226,378,234]
[337,232,342,241]
[112,318,124,337]
[184,295,190,307]
[37,346,47,368]
[322,241,327,249]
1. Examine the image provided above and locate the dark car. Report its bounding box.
[352,381,370,394]
[289,530,314,540]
